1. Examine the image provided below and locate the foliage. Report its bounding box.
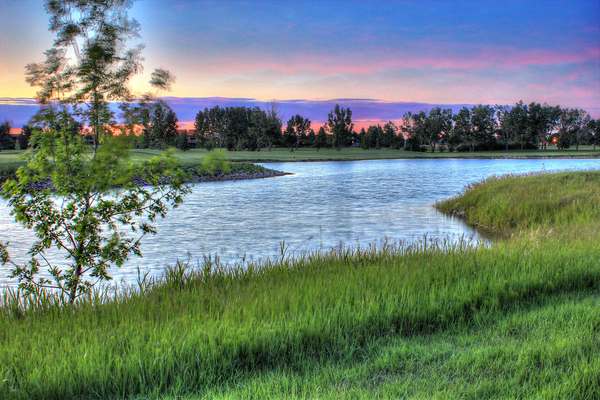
[0,121,16,151]
[200,149,231,174]
[195,106,280,151]
[0,0,188,303]
[142,101,179,148]
[0,130,189,302]
[284,114,311,151]
[328,104,354,148]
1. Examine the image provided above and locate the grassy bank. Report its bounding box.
[1,171,599,399]
[1,146,599,172]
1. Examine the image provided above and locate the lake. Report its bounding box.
[1,158,599,287]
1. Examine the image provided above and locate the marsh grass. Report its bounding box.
[1,171,599,399]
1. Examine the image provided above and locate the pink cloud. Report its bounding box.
[191,46,600,76]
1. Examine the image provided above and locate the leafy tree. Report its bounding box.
[425,108,452,152]
[471,105,497,150]
[0,0,188,303]
[327,104,353,149]
[0,121,15,151]
[527,102,560,149]
[556,108,582,149]
[382,121,397,148]
[195,106,226,150]
[144,101,178,148]
[556,108,590,150]
[495,105,513,151]
[307,129,316,147]
[399,112,419,151]
[17,125,34,150]
[367,125,383,149]
[589,119,600,151]
[358,128,368,149]
[264,103,283,149]
[174,132,191,151]
[284,114,311,151]
[24,0,158,150]
[315,126,328,150]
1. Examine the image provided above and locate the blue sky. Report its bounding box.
[1,0,599,119]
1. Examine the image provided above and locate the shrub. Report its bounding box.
[200,149,231,174]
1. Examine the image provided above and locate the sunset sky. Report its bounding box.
[1,0,599,116]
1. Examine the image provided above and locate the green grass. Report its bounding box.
[1,146,599,171]
[1,171,599,399]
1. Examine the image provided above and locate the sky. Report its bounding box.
[1,0,599,122]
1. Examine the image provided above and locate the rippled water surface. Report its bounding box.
[1,158,598,286]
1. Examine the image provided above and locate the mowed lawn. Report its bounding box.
[1,146,599,172]
[0,171,599,399]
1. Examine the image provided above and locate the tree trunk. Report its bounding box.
[69,264,83,304]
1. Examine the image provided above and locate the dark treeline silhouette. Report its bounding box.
[189,101,599,152]
[2,101,599,152]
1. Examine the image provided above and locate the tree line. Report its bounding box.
[2,100,599,152]
[189,101,600,152]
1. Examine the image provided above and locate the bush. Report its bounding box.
[200,149,231,174]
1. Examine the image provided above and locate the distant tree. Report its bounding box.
[284,114,311,151]
[452,108,474,151]
[527,102,560,149]
[382,121,397,148]
[556,108,589,150]
[425,108,452,152]
[359,128,368,149]
[471,105,497,150]
[143,101,178,148]
[195,106,226,150]
[264,103,283,149]
[0,122,15,151]
[367,125,383,149]
[495,105,512,151]
[17,125,33,150]
[174,132,191,151]
[589,119,600,151]
[307,129,316,147]
[327,104,353,149]
[315,126,328,150]
[399,112,419,151]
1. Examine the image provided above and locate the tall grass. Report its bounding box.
[0,171,599,399]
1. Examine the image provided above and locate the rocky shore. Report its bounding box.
[0,163,290,190]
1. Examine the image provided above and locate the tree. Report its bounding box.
[17,125,33,150]
[144,101,178,148]
[425,108,452,152]
[174,132,191,151]
[315,126,328,150]
[556,108,590,150]
[589,119,600,151]
[327,104,353,149]
[0,121,15,151]
[399,112,420,151]
[284,114,311,151]
[382,121,397,148]
[0,0,189,303]
[307,129,316,147]
[264,103,283,150]
[527,102,560,150]
[495,105,512,151]
[471,105,497,150]
[366,125,383,149]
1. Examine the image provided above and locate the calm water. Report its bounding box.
[1,158,599,287]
